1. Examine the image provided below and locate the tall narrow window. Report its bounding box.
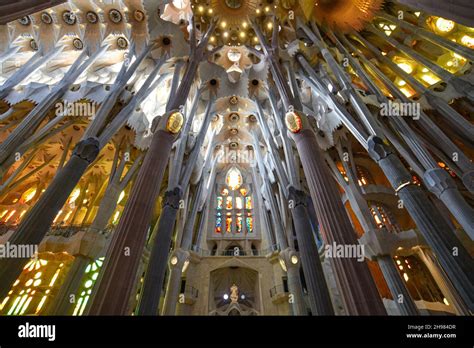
[215,167,255,235]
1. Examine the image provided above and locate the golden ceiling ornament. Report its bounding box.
[312,0,384,32]
[209,0,261,28]
[285,111,303,133]
[166,111,185,134]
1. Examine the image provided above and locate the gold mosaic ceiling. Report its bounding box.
[191,0,384,45]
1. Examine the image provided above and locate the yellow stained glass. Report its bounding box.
[226,196,233,210]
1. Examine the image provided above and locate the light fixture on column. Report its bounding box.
[166,111,184,134]
[279,257,287,272]
[170,256,178,266]
[290,254,299,265]
[182,259,190,272]
[285,111,303,133]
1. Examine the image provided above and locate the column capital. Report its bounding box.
[423,168,456,197]
[367,135,392,162]
[162,187,183,209]
[359,228,419,260]
[73,137,100,163]
[288,186,308,207]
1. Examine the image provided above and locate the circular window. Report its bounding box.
[41,12,52,24]
[18,16,31,26]
[229,113,240,122]
[86,11,98,24]
[108,9,123,23]
[134,10,145,22]
[73,38,84,50]
[62,11,76,25]
[117,37,128,49]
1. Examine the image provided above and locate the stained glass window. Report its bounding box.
[225,216,232,233]
[226,167,242,191]
[0,254,73,315]
[226,196,233,210]
[246,214,253,233]
[236,197,243,210]
[236,215,242,233]
[245,196,252,210]
[216,212,222,233]
[72,257,104,316]
[215,170,254,235]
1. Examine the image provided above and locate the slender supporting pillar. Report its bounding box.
[0,47,106,167]
[329,143,419,315]
[289,187,335,315]
[368,136,474,311]
[396,0,474,27]
[415,247,471,315]
[377,255,420,315]
[368,25,474,102]
[136,187,182,315]
[251,145,310,315]
[287,118,387,315]
[423,169,474,239]
[137,98,214,314]
[89,183,121,232]
[161,248,190,315]
[0,138,100,299]
[285,259,308,315]
[88,122,177,315]
[378,12,474,61]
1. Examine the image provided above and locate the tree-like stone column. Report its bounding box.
[360,229,420,315]
[160,248,190,315]
[423,169,474,240]
[286,113,387,315]
[368,136,474,311]
[88,114,182,315]
[137,187,183,315]
[288,187,335,315]
[378,255,419,315]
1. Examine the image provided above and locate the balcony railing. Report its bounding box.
[191,244,279,257]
